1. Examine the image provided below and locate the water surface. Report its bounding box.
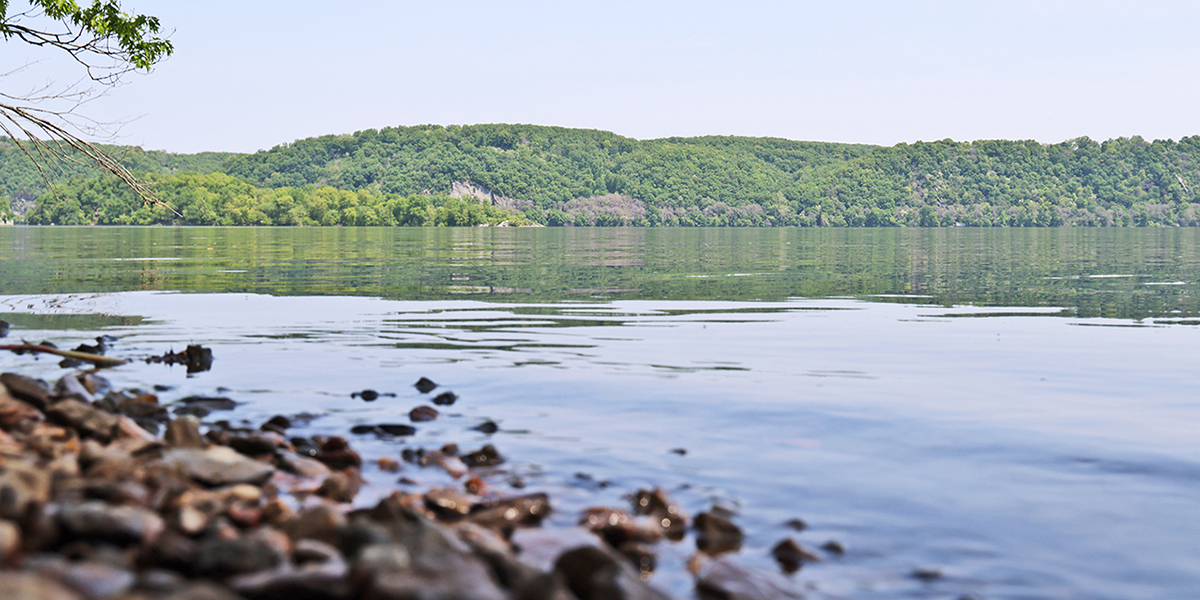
[1,226,1198,599]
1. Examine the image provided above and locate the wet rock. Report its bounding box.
[193,534,286,580]
[46,399,118,443]
[159,446,275,487]
[782,518,807,532]
[227,431,288,457]
[468,493,551,532]
[350,423,417,437]
[581,508,666,547]
[911,567,943,581]
[409,405,438,422]
[354,389,379,401]
[313,437,362,471]
[146,345,214,374]
[471,420,499,434]
[632,488,687,541]
[0,571,85,600]
[260,415,291,435]
[510,527,602,572]
[431,391,457,406]
[771,538,820,573]
[820,540,845,556]
[377,457,402,473]
[414,377,438,394]
[172,396,238,418]
[56,500,165,546]
[424,487,475,521]
[359,544,510,600]
[693,554,804,600]
[84,479,150,507]
[694,510,744,556]
[554,545,672,600]
[462,444,504,468]
[669,448,687,455]
[0,372,53,411]
[164,416,208,448]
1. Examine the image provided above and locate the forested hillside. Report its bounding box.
[10,124,1200,226]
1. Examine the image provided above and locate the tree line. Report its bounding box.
[7,124,1200,226]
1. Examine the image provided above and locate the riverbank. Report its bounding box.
[0,362,824,600]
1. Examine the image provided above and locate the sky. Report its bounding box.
[4,0,1200,154]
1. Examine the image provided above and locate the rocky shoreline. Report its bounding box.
[0,363,831,600]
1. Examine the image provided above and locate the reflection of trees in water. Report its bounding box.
[1,227,1198,320]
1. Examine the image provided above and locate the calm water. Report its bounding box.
[2,226,1199,599]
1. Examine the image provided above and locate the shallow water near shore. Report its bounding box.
[2,226,1199,599]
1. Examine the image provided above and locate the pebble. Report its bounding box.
[414,377,438,394]
[432,391,458,405]
[694,510,745,556]
[771,538,820,573]
[159,446,276,487]
[409,405,439,422]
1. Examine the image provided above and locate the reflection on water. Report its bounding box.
[2,227,1199,599]
[3,227,1200,318]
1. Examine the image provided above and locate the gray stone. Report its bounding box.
[554,545,672,600]
[193,535,286,580]
[159,446,275,486]
[47,399,119,442]
[56,500,165,546]
[694,555,804,600]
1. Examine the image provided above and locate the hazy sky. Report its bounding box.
[5,0,1200,154]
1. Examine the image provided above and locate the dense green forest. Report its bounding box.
[7,124,1200,226]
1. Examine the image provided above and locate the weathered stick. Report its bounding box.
[0,343,129,367]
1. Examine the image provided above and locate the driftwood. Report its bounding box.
[0,343,129,367]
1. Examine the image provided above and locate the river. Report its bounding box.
[2,226,1198,599]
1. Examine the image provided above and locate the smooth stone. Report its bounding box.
[171,396,238,417]
[0,458,51,520]
[694,511,744,556]
[56,500,165,546]
[193,535,286,580]
[694,555,804,600]
[431,391,457,406]
[413,377,438,394]
[633,488,687,541]
[771,538,820,573]
[59,560,137,600]
[160,446,275,487]
[554,545,672,600]
[0,386,43,430]
[409,406,438,422]
[164,416,207,448]
[423,487,475,521]
[461,444,504,468]
[467,493,552,532]
[284,504,347,547]
[46,399,119,442]
[0,519,20,561]
[0,372,53,411]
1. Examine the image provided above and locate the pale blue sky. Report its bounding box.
[5,0,1200,153]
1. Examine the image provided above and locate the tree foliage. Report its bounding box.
[13,124,1200,227]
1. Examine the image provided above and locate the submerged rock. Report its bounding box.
[432,391,458,406]
[694,511,744,556]
[771,538,820,573]
[414,377,438,394]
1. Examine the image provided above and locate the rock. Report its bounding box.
[0,519,20,562]
[911,567,943,581]
[56,500,165,546]
[55,373,96,404]
[0,459,51,520]
[431,391,457,406]
[358,544,510,600]
[193,534,286,580]
[413,377,438,394]
[260,415,291,435]
[510,527,603,572]
[171,396,238,418]
[461,444,504,468]
[164,416,207,448]
[820,540,845,556]
[471,420,499,434]
[782,518,806,531]
[554,545,672,600]
[277,450,334,479]
[632,488,687,541]
[0,372,53,411]
[0,571,85,600]
[409,406,438,422]
[468,493,551,532]
[356,389,379,401]
[114,415,159,443]
[693,554,804,600]
[159,446,275,487]
[771,538,819,573]
[285,504,347,547]
[0,386,43,431]
[227,431,287,457]
[580,508,664,547]
[58,559,137,599]
[350,423,417,437]
[694,510,744,556]
[46,399,119,442]
[160,581,244,600]
[424,487,475,521]
[316,469,363,503]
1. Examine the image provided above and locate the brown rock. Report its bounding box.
[0,519,20,562]
[424,487,475,521]
[694,510,744,556]
[47,399,119,442]
[771,538,820,573]
[315,469,363,503]
[0,458,51,520]
[468,493,551,532]
[461,444,504,468]
[193,534,286,580]
[0,571,85,600]
[164,417,207,448]
[633,488,688,540]
[409,405,438,422]
[56,500,165,546]
[0,372,52,411]
[159,446,275,487]
[284,504,347,547]
[554,545,672,600]
[693,554,804,600]
[0,386,42,431]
